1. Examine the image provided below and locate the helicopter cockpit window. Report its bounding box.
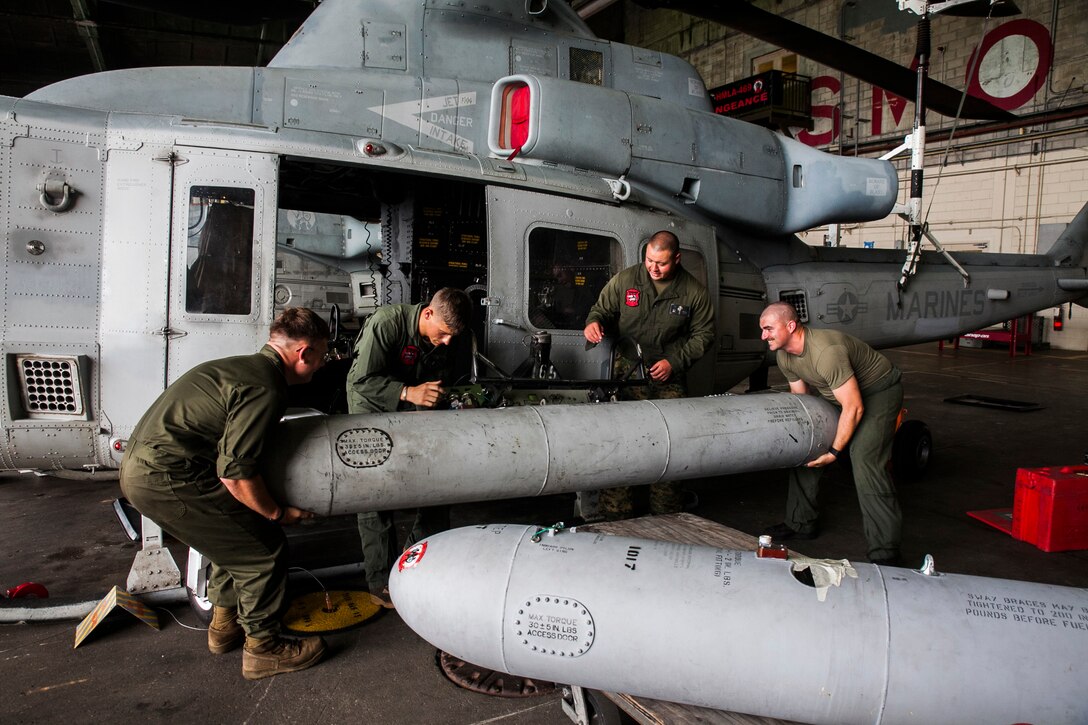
[528,228,618,330]
[185,186,255,315]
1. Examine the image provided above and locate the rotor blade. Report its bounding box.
[636,1,1016,121]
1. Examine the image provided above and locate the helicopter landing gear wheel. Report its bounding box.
[893,419,932,480]
[187,586,213,625]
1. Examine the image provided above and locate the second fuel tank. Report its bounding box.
[390,524,1088,724]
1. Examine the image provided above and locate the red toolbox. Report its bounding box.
[1012,466,1088,552]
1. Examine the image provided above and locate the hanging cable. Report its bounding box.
[924,2,1000,224]
[158,606,208,632]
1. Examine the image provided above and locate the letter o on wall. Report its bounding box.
[965,19,1052,112]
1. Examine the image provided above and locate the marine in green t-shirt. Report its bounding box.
[759,301,904,565]
[776,327,894,403]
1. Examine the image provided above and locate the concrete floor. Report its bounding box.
[2,342,1086,723]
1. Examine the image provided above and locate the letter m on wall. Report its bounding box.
[872,86,910,135]
[871,59,918,135]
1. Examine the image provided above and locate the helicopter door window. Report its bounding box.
[527,227,619,330]
[185,186,255,315]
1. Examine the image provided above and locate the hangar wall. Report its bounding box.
[623,0,1088,351]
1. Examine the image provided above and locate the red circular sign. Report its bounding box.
[398,541,427,571]
[965,19,1052,111]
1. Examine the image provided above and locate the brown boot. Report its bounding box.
[242,635,326,681]
[208,606,244,654]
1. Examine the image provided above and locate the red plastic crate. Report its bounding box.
[1012,466,1088,552]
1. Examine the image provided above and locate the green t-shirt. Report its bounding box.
[125,345,288,481]
[777,328,893,403]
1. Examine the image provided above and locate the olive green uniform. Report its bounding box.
[347,304,454,414]
[346,303,454,592]
[585,263,714,518]
[777,328,903,560]
[586,263,714,380]
[120,346,289,641]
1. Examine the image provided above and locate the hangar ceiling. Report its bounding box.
[3,1,1077,134]
[0,0,315,98]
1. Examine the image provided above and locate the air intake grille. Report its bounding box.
[779,291,809,323]
[16,355,85,417]
[569,47,603,86]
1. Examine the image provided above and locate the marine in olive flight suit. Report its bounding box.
[584,230,714,519]
[120,308,330,680]
[346,288,473,609]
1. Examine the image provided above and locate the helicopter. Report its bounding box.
[2,0,1087,547]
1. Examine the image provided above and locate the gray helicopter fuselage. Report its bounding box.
[1,0,1085,472]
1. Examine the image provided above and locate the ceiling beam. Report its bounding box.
[69,0,107,72]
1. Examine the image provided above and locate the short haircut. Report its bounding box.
[270,307,331,343]
[647,230,680,257]
[428,288,473,336]
[762,301,800,325]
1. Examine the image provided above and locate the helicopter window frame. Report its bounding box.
[183,185,256,316]
[526,227,621,332]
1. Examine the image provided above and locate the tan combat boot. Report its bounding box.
[242,634,327,681]
[208,605,244,654]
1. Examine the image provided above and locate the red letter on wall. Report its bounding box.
[798,75,841,148]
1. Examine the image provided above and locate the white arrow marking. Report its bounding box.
[374,92,477,153]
